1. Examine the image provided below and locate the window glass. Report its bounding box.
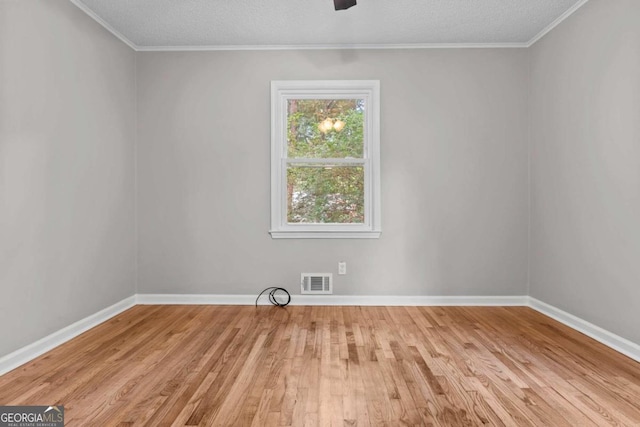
[287,99,364,159]
[287,164,365,224]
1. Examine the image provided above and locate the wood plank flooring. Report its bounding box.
[1,305,639,426]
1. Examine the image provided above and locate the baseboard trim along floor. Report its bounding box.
[1,293,638,376]
[528,297,640,364]
[0,295,137,376]
[135,293,530,306]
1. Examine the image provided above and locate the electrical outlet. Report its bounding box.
[338,261,347,275]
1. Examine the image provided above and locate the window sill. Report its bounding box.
[269,230,381,239]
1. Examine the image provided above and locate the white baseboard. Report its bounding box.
[135,293,529,307]
[2,293,638,377]
[0,296,136,376]
[528,297,640,363]
[136,293,254,305]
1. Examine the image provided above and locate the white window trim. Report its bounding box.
[270,80,381,239]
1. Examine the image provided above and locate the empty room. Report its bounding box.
[1,0,639,425]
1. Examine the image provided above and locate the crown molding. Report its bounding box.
[135,42,529,52]
[526,0,591,47]
[69,0,138,51]
[70,0,589,52]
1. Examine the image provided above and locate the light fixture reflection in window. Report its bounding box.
[333,119,346,132]
[318,118,346,133]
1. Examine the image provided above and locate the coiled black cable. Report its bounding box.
[255,287,291,307]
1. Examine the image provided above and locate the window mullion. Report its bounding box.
[285,158,366,165]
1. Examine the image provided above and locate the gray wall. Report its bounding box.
[0,0,136,356]
[137,49,530,296]
[530,0,640,343]
[6,0,635,360]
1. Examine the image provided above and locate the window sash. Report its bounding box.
[270,80,381,239]
[282,159,371,227]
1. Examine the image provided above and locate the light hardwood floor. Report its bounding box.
[1,305,639,426]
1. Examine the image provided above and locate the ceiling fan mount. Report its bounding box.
[334,0,357,11]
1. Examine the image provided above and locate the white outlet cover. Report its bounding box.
[338,262,347,275]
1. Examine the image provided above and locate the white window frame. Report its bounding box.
[270,80,381,239]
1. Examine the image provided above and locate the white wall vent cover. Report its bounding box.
[301,273,333,295]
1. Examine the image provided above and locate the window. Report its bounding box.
[270,80,381,239]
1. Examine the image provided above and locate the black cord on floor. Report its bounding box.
[255,287,291,307]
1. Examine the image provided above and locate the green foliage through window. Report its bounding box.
[287,165,364,223]
[287,99,364,158]
[286,99,365,224]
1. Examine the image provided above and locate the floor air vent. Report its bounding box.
[301,273,332,294]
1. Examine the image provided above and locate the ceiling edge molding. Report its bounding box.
[69,0,138,51]
[526,0,591,47]
[135,42,528,52]
[70,0,590,52]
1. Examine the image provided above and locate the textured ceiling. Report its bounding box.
[74,0,585,49]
